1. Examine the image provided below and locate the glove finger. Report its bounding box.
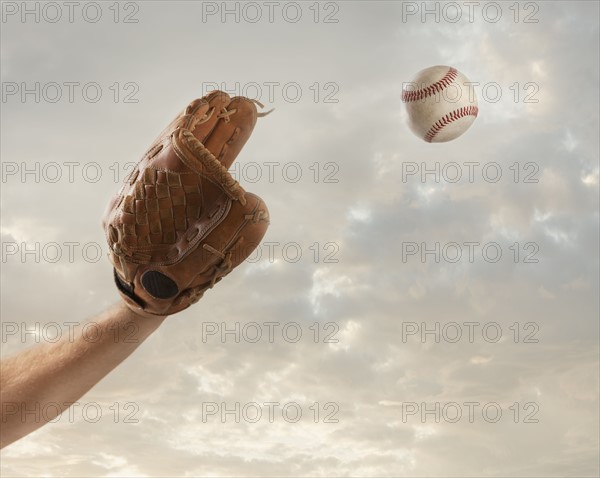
[202,96,258,170]
[189,91,231,143]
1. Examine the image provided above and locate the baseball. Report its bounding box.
[402,65,479,143]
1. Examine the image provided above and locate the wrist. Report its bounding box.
[115,301,169,328]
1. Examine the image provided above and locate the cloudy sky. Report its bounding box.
[1,1,598,476]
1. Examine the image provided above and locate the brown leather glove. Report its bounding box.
[102,91,271,317]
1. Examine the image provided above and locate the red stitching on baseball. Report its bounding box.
[402,67,458,103]
[424,105,479,142]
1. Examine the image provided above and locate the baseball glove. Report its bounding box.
[102,91,271,317]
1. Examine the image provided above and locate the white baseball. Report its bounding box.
[402,65,478,143]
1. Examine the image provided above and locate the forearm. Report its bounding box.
[0,303,166,448]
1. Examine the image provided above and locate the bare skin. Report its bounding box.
[0,303,167,448]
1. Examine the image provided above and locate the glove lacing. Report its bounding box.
[202,242,237,288]
[216,99,274,123]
